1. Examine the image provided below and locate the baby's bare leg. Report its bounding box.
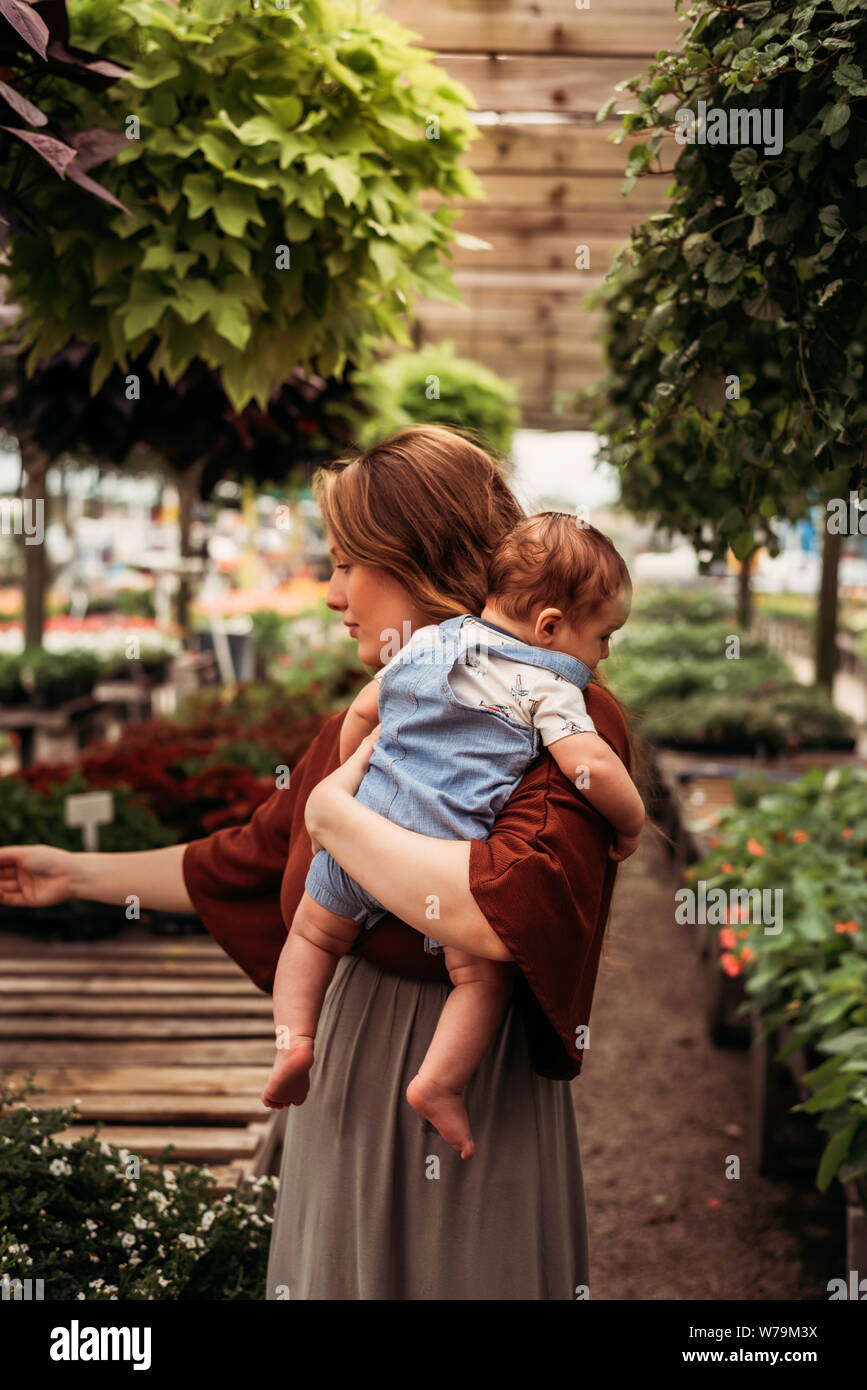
[261,891,360,1110]
[406,949,515,1160]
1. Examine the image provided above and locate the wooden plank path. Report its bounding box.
[0,930,282,1196]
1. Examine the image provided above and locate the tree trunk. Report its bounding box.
[815,522,842,694]
[20,436,49,651]
[174,460,205,646]
[737,552,753,630]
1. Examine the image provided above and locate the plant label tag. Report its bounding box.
[64,790,115,852]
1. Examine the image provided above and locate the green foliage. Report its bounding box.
[690,765,867,1194]
[609,604,856,752]
[578,0,867,554]
[349,340,521,458]
[0,769,173,852]
[0,1073,275,1299]
[1,0,484,409]
[634,586,734,625]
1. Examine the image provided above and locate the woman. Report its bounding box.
[0,425,631,1300]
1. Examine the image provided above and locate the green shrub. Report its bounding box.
[0,1074,276,1300]
[690,766,867,1197]
[609,609,856,752]
[636,588,734,626]
[350,340,520,458]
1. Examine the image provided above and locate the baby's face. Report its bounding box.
[561,586,631,670]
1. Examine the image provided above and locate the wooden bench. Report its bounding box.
[0,930,282,1196]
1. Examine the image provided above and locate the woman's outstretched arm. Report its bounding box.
[304,735,514,962]
[0,842,194,914]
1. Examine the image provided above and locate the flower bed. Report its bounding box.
[689,766,867,1203]
[0,1076,275,1300]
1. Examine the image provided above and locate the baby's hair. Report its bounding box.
[486,512,631,628]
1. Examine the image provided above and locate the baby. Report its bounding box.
[261,513,644,1159]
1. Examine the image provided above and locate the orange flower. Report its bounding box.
[709,836,721,849]
[737,929,749,939]
[834,920,859,935]
[719,927,736,949]
[721,862,734,874]
[841,827,853,840]
[747,838,764,856]
[792,829,808,843]
[721,952,742,978]
[740,947,753,964]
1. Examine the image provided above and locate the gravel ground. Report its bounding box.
[571,830,845,1301]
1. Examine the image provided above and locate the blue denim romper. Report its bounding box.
[304,614,594,954]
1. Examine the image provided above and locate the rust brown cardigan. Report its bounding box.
[182,682,629,1081]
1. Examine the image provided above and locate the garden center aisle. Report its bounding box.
[573,832,843,1301]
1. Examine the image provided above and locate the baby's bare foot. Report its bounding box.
[406,1073,474,1160]
[261,1034,315,1109]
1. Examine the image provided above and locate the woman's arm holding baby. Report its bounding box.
[547,731,645,861]
[338,678,381,763]
[304,733,514,962]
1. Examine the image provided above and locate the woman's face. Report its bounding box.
[324,529,433,670]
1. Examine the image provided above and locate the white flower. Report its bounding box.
[200,1211,215,1231]
[177,1233,197,1249]
[157,1276,170,1288]
[132,1213,149,1230]
[85,1220,98,1234]
[76,1292,86,1300]
[7,1244,20,1256]
[49,1158,72,1177]
[29,1144,42,1156]
[120,1233,136,1249]
[128,1255,142,1267]
[110,1203,121,1211]
[89,1278,105,1290]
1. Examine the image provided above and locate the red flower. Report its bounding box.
[719,928,736,949]
[721,952,741,978]
[792,829,808,843]
[721,861,734,874]
[739,947,753,964]
[841,827,853,840]
[747,838,764,856]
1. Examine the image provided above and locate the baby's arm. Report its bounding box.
[339,678,381,763]
[548,732,645,861]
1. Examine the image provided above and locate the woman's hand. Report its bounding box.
[0,844,78,907]
[305,725,381,854]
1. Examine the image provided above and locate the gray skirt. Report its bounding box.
[265,952,589,1299]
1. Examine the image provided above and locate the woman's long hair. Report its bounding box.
[312,423,523,621]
